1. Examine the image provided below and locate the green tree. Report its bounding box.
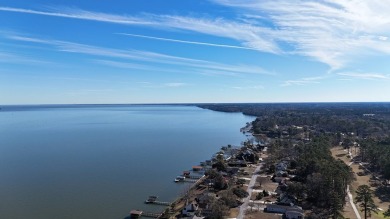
[383,162,390,186]
[384,205,390,218]
[256,192,264,200]
[236,178,246,187]
[355,185,377,219]
[232,188,249,198]
[214,173,227,190]
[329,191,344,219]
[209,200,228,219]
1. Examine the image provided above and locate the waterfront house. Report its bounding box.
[181,201,199,216]
[196,192,217,209]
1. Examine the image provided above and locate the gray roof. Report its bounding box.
[266,204,303,213]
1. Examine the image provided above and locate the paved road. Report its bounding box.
[237,163,262,219]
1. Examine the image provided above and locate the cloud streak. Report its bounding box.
[281,76,328,87]
[0,5,280,54]
[337,72,390,80]
[6,34,272,76]
[117,33,257,51]
[2,2,390,70]
[0,6,151,25]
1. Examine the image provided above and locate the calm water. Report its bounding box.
[0,105,254,219]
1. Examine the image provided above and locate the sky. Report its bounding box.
[1,0,390,104]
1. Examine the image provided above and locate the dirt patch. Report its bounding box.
[245,211,282,219]
[228,207,239,218]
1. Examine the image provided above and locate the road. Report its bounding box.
[347,150,362,219]
[237,163,262,219]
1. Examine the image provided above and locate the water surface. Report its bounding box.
[0,105,254,219]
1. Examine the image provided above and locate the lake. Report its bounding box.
[0,105,254,219]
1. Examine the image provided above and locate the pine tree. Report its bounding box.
[355,185,377,219]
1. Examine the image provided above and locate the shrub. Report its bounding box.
[256,192,264,200]
[233,188,249,198]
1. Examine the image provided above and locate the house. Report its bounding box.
[285,209,304,219]
[275,170,288,177]
[197,192,217,208]
[278,193,297,206]
[265,204,304,219]
[276,161,288,171]
[273,176,288,184]
[182,201,199,216]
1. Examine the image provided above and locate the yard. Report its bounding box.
[331,146,390,219]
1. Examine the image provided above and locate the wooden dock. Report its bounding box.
[130,210,162,218]
[145,200,171,206]
[141,212,162,218]
[187,175,202,179]
[144,196,171,206]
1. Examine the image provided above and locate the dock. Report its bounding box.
[186,175,202,179]
[184,179,198,183]
[144,196,171,206]
[130,210,162,218]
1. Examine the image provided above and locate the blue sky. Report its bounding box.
[1,0,390,104]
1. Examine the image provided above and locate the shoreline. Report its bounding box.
[155,120,263,218]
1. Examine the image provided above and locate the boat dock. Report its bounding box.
[144,196,171,206]
[186,175,202,179]
[130,210,162,218]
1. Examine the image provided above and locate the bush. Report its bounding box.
[233,188,249,198]
[256,192,264,200]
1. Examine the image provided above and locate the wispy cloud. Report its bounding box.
[164,82,187,87]
[3,2,389,70]
[212,0,390,70]
[6,34,272,76]
[232,85,264,90]
[281,76,328,87]
[337,72,390,80]
[0,5,280,54]
[117,33,257,51]
[0,51,51,65]
[0,6,151,25]
[136,81,188,88]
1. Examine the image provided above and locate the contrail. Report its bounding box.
[117,33,257,51]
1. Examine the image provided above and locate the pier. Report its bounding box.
[130,210,162,218]
[184,178,198,183]
[186,175,202,179]
[144,196,171,206]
